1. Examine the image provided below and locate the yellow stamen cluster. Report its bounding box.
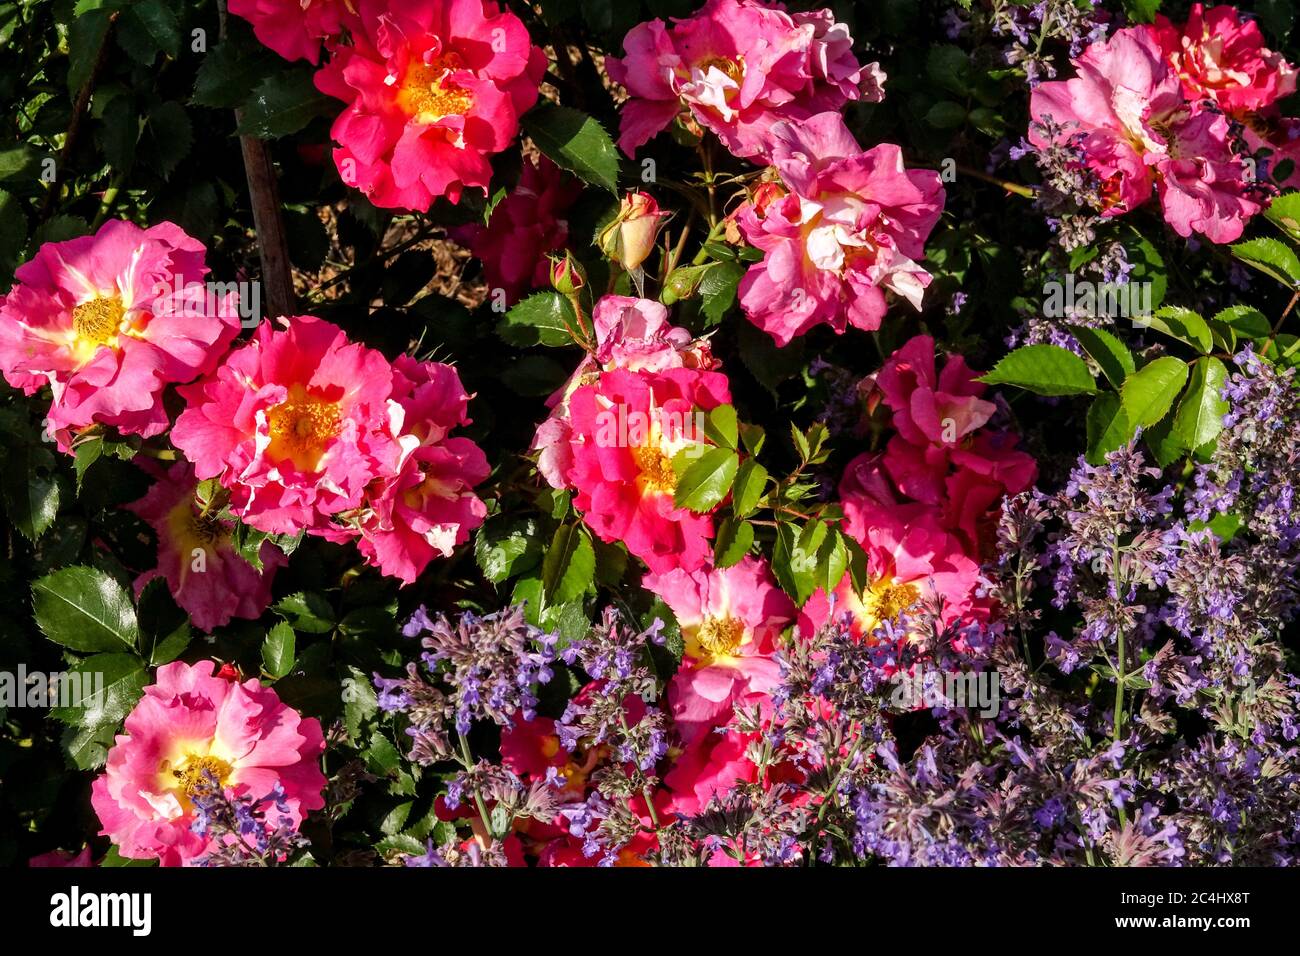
[864,580,922,627]
[72,296,125,346]
[266,385,341,470]
[694,615,746,661]
[171,755,233,798]
[399,55,473,123]
[696,55,743,82]
[631,443,677,494]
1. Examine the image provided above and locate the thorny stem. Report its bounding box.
[1264,290,1300,353]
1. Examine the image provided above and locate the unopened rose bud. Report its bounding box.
[661,264,710,305]
[549,252,586,296]
[599,191,668,273]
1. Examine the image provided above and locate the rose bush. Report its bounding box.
[1,0,1299,869]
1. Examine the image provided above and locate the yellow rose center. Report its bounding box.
[72,296,125,347]
[173,754,232,795]
[630,443,677,494]
[860,580,922,634]
[691,614,746,663]
[398,54,473,123]
[697,55,743,82]
[266,383,341,472]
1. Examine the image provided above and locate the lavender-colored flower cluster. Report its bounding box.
[991,0,1108,87]
[375,604,557,764]
[189,775,309,867]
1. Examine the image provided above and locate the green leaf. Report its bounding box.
[1230,237,1300,289]
[118,0,181,63]
[32,566,139,653]
[521,103,619,194]
[1144,415,1185,468]
[672,446,739,513]
[273,592,335,634]
[1085,393,1133,465]
[703,404,738,449]
[50,654,146,735]
[926,45,971,95]
[713,516,753,568]
[498,291,580,347]
[1265,190,1300,240]
[192,34,280,109]
[699,260,745,326]
[813,528,850,597]
[474,517,544,583]
[100,846,155,867]
[1123,229,1167,309]
[925,101,967,129]
[261,621,297,680]
[1120,356,1189,430]
[1140,306,1213,354]
[97,94,139,173]
[62,721,119,771]
[1171,357,1230,454]
[978,344,1097,396]
[1123,0,1162,24]
[2,439,59,540]
[844,535,869,596]
[731,458,767,518]
[237,69,334,139]
[1212,304,1270,339]
[1070,325,1135,388]
[136,577,190,665]
[540,600,591,646]
[343,665,379,741]
[68,9,111,96]
[772,522,820,605]
[139,101,192,178]
[541,523,595,605]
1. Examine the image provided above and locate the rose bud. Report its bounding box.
[599,191,669,272]
[549,251,586,296]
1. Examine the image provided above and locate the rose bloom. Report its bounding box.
[560,365,731,574]
[91,660,326,866]
[350,355,489,584]
[736,112,945,346]
[314,0,546,209]
[663,725,759,816]
[606,0,884,159]
[126,460,285,632]
[0,219,240,452]
[450,156,581,304]
[533,295,716,490]
[1029,26,1263,243]
[799,483,986,645]
[172,315,400,536]
[871,334,1037,507]
[228,0,357,63]
[1150,4,1296,115]
[644,556,794,740]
